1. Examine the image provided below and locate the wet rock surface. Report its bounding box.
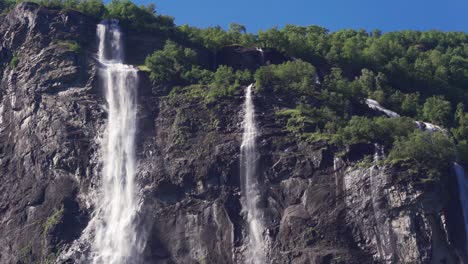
[0,4,466,264]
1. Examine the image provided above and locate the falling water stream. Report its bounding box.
[240,84,267,264]
[93,20,142,264]
[366,98,468,253]
[454,163,468,251]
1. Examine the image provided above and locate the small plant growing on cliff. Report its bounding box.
[56,40,81,53]
[9,55,18,68]
[43,205,64,237]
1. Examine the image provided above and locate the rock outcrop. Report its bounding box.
[216,45,289,71]
[0,3,466,264]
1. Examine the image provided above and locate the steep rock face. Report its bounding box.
[340,164,461,263]
[0,4,466,264]
[133,86,464,264]
[216,45,289,71]
[0,3,101,263]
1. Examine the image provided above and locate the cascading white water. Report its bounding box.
[454,163,468,250]
[365,99,400,118]
[93,20,142,264]
[240,84,267,264]
[365,98,468,252]
[256,48,265,65]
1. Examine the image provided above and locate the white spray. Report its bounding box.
[93,20,143,264]
[240,84,267,263]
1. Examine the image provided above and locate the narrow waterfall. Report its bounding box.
[93,20,142,264]
[256,48,265,65]
[454,163,468,250]
[240,84,267,264]
[365,99,400,118]
[365,98,468,252]
[369,144,393,260]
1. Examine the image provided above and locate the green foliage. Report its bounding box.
[254,60,317,94]
[388,131,455,181]
[422,96,452,126]
[453,103,468,140]
[206,66,252,102]
[9,55,18,68]
[75,0,105,17]
[168,84,207,102]
[105,0,174,29]
[43,206,64,237]
[333,116,417,146]
[0,0,16,14]
[1,0,173,31]
[277,105,332,137]
[56,40,81,53]
[178,23,256,51]
[137,65,150,72]
[145,40,197,85]
[19,245,33,264]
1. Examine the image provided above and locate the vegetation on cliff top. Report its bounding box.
[2,0,467,179]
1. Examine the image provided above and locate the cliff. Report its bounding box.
[0,3,466,264]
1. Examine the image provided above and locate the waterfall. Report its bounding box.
[364,98,468,253]
[454,163,468,250]
[240,84,267,264]
[93,20,142,264]
[370,144,393,261]
[256,48,265,65]
[365,99,400,118]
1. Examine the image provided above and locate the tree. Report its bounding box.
[254,60,316,94]
[145,40,197,84]
[76,0,105,18]
[422,96,452,126]
[389,131,454,180]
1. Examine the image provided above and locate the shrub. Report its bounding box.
[254,60,317,94]
[145,40,197,85]
[9,55,18,68]
[422,96,452,126]
[333,116,416,146]
[204,66,253,102]
[388,131,455,181]
[56,40,81,53]
[43,206,64,236]
[105,0,174,30]
[76,0,105,18]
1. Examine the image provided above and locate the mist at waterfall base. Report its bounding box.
[92,20,145,264]
[240,84,268,263]
[366,98,468,253]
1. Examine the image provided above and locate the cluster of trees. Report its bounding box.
[2,0,467,179]
[147,41,253,102]
[0,0,175,30]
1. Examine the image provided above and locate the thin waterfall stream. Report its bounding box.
[240,84,267,264]
[454,163,468,251]
[93,20,143,264]
[366,98,468,253]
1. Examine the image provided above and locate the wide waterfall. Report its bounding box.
[93,20,142,264]
[240,84,267,264]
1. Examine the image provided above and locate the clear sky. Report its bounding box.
[135,0,467,33]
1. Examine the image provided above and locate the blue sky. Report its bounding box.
[135,0,467,33]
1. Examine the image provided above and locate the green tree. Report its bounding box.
[389,131,454,181]
[255,60,316,94]
[145,40,197,84]
[76,0,105,17]
[422,96,452,126]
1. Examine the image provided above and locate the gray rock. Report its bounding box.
[0,4,465,264]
